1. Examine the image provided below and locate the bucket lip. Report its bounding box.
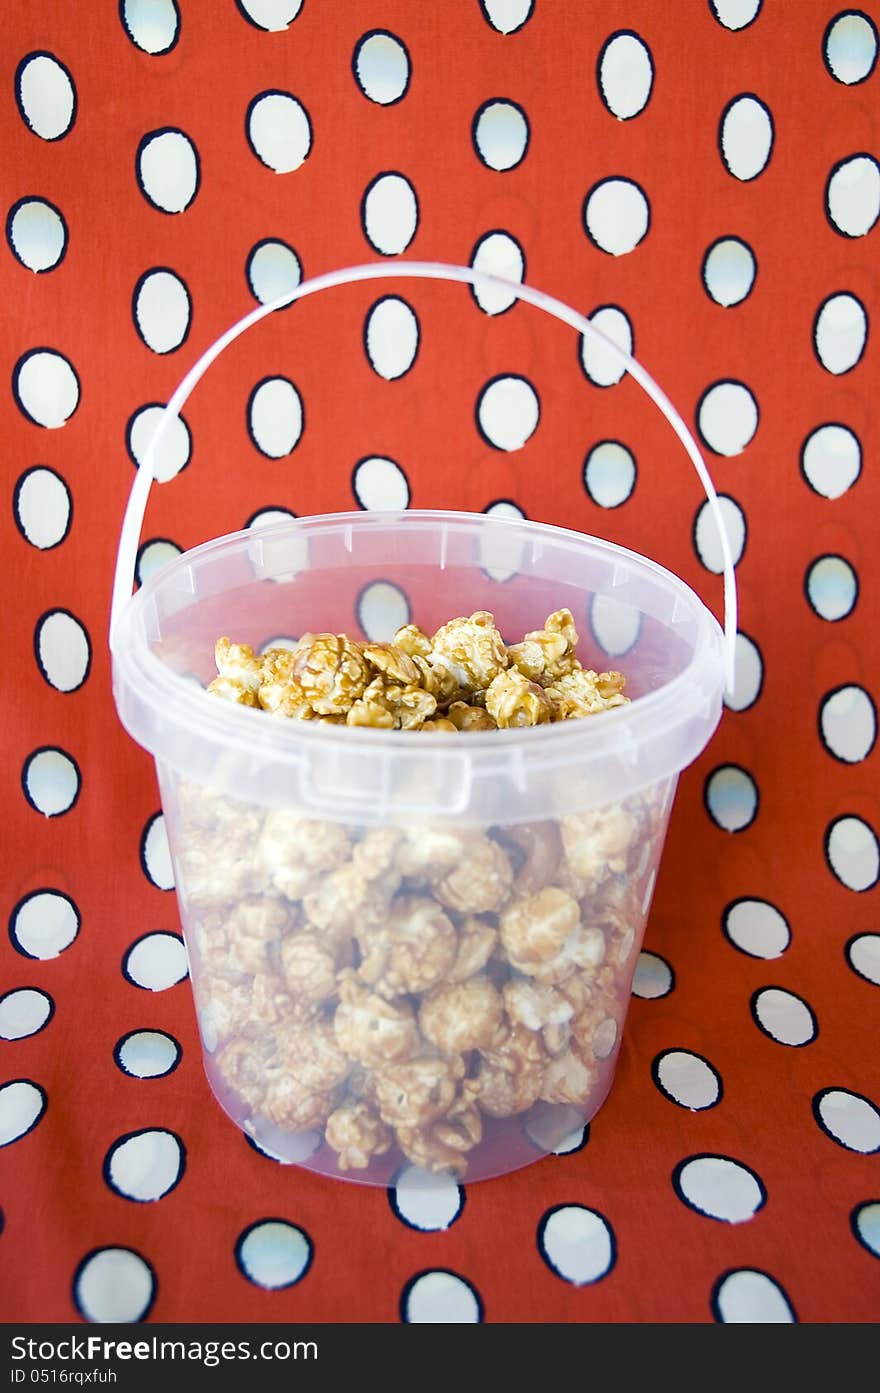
[111,508,725,762]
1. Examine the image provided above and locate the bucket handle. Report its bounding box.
[110,260,737,690]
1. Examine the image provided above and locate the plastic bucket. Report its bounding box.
[110,262,736,1184]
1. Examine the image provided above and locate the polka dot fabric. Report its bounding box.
[2,0,878,1324]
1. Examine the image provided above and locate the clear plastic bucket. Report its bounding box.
[110,263,736,1184]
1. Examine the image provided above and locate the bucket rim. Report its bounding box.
[112,508,725,764]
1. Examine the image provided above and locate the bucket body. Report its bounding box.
[113,511,723,1182]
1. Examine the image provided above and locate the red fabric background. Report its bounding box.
[1,0,878,1322]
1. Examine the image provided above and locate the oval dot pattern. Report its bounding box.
[3,2,878,1326]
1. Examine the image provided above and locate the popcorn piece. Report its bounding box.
[447,916,498,982]
[276,1018,350,1093]
[292,633,370,715]
[540,1050,595,1106]
[507,609,580,685]
[503,978,575,1055]
[224,896,291,975]
[303,859,400,941]
[256,811,351,901]
[500,887,580,968]
[419,718,458,732]
[257,648,315,720]
[346,676,436,730]
[546,668,628,720]
[412,655,464,708]
[280,932,339,1002]
[497,821,563,896]
[215,1037,268,1110]
[560,806,639,894]
[364,643,421,687]
[356,895,457,998]
[466,1024,546,1118]
[396,824,469,880]
[419,978,503,1054]
[206,675,259,707]
[429,610,508,694]
[392,624,433,660]
[373,1053,465,1128]
[352,827,404,880]
[325,1102,392,1170]
[261,1076,336,1132]
[485,668,555,728]
[446,701,497,732]
[396,1097,482,1177]
[333,976,419,1066]
[213,637,263,694]
[432,835,513,914]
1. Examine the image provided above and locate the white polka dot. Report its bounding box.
[237,1221,312,1289]
[593,1018,618,1059]
[35,610,90,692]
[826,815,879,892]
[598,31,653,121]
[584,178,650,256]
[248,377,304,458]
[7,198,67,272]
[137,128,199,213]
[403,1271,481,1322]
[133,269,190,354]
[584,441,636,508]
[246,91,312,173]
[539,1206,615,1285]
[654,1051,721,1110]
[816,1088,880,1153]
[106,1129,184,1201]
[136,538,182,586]
[14,467,71,549]
[826,154,880,238]
[11,890,79,959]
[702,237,756,307]
[720,94,774,181]
[814,293,868,375]
[14,349,79,429]
[0,990,53,1041]
[801,424,861,499]
[470,231,525,315]
[552,1125,588,1154]
[142,813,174,890]
[806,555,858,621]
[0,1080,46,1147]
[589,591,641,656]
[479,500,526,582]
[472,99,529,171]
[127,404,191,482]
[723,899,790,959]
[675,1155,765,1223]
[820,686,876,763]
[115,1030,180,1079]
[237,0,303,29]
[357,581,410,641]
[353,30,410,105]
[697,380,758,456]
[246,239,301,307]
[74,1248,155,1324]
[352,456,410,511]
[852,1201,880,1257]
[694,494,747,573]
[709,0,762,29]
[477,375,539,451]
[120,0,180,54]
[362,172,418,255]
[244,1120,321,1164]
[392,1167,463,1231]
[724,632,763,712]
[714,1269,795,1322]
[580,305,633,386]
[752,987,816,1046]
[706,765,758,832]
[124,933,188,992]
[632,951,674,998]
[16,53,76,141]
[247,511,308,584]
[824,11,878,85]
[479,0,533,33]
[22,748,79,817]
[364,296,419,380]
[523,1101,588,1153]
[847,933,880,986]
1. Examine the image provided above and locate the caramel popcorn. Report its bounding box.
[485,667,555,728]
[373,1053,466,1128]
[356,895,458,998]
[396,1097,482,1178]
[256,811,350,901]
[280,932,339,1002]
[546,667,628,719]
[325,1102,392,1170]
[429,610,509,693]
[363,642,422,687]
[432,835,513,913]
[419,977,502,1054]
[466,1024,547,1118]
[445,701,497,732]
[507,608,580,685]
[447,916,498,983]
[292,633,371,715]
[561,806,640,893]
[333,976,419,1066]
[346,676,437,730]
[257,648,315,720]
[392,623,433,659]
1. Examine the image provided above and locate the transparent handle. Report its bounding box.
[109,260,737,689]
